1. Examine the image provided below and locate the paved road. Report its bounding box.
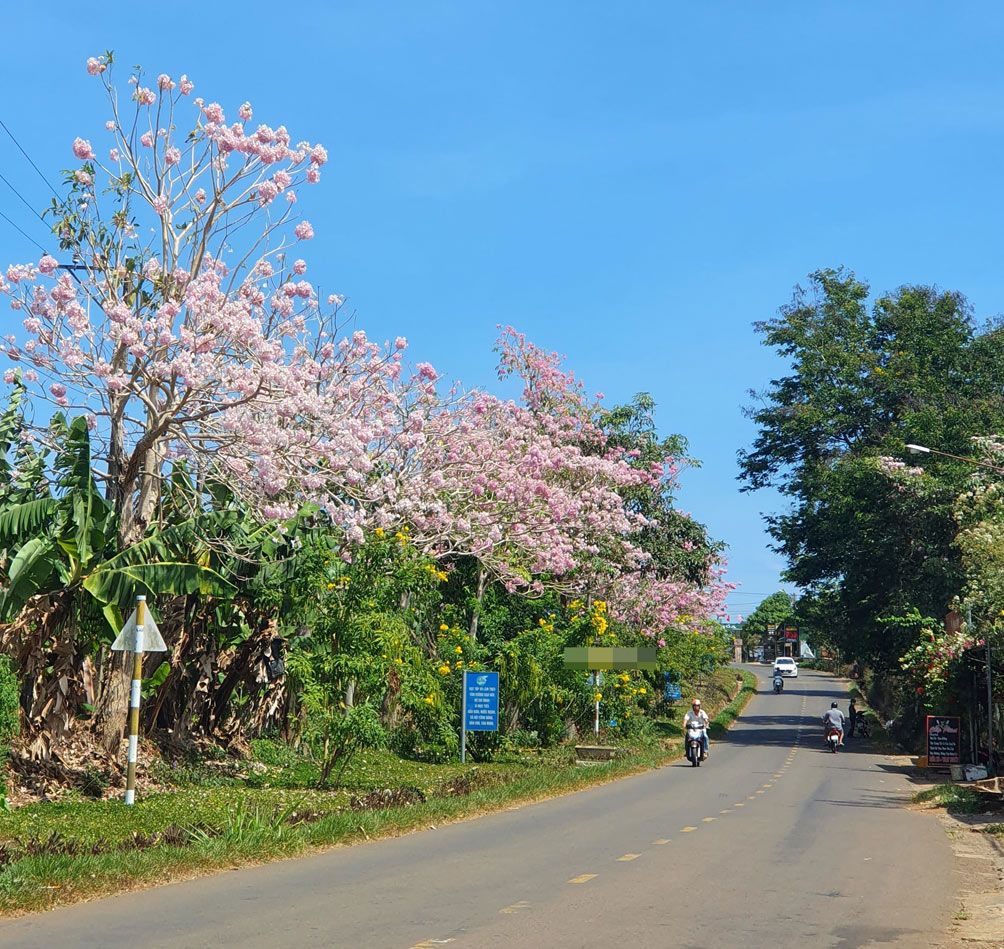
[0,668,956,948]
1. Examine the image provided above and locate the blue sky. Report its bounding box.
[3,2,1004,618]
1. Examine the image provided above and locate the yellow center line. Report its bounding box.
[567,874,597,884]
[702,817,716,823]
[499,901,531,915]
[681,826,698,832]
[720,809,732,814]
[756,790,766,795]
[653,838,670,845]
[734,802,745,807]
[617,853,641,862]
[747,795,756,800]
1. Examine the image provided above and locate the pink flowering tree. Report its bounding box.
[391,330,654,593]
[1,53,430,551]
[0,55,443,749]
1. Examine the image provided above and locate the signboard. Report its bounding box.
[111,606,167,653]
[783,624,798,642]
[463,671,499,732]
[664,682,682,701]
[563,646,658,670]
[926,715,961,766]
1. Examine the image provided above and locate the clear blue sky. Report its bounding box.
[3,2,1004,618]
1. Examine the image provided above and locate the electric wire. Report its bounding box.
[0,119,60,198]
[0,207,46,254]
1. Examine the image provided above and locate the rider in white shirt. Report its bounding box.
[683,698,711,759]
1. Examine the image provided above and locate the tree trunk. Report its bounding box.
[469,567,487,642]
[93,650,131,757]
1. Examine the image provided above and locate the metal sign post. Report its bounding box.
[111,595,167,805]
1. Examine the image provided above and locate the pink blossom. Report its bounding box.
[75,169,92,186]
[285,190,297,204]
[136,87,156,106]
[395,336,408,350]
[109,147,120,162]
[292,259,307,275]
[294,220,314,240]
[152,195,169,216]
[86,57,107,76]
[194,188,207,204]
[179,75,194,95]
[306,168,321,184]
[157,73,175,90]
[238,101,253,121]
[105,120,116,131]
[72,137,94,160]
[140,131,154,148]
[164,146,181,166]
[202,102,225,124]
[49,382,67,399]
[2,370,15,384]
[310,144,328,166]
[38,255,58,275]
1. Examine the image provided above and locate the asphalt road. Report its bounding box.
[0,668,956,948]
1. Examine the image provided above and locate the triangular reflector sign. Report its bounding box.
[111,606,168,652]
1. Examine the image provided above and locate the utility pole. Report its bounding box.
[987,634,995,775]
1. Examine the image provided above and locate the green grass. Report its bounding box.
[913,783,985,814]
[0,668,757,917]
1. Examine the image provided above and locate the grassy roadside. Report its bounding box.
[913,784,1004,833]
[0,670,757,916]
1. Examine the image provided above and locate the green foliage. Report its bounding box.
[739,592,794,654]
[0,655,19,806]
[740,269,1004,670]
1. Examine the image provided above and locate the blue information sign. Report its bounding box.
[463,671,499,732]
[663,672,682,701]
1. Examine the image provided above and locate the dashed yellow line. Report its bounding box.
[653,838,670,845]
[720,809,732,814]
[567,873,597,884]
[702,817,716,823]
[681,826,697,832]
[617,853,641,862]
[734,802,745,807]
[499,901,530,915]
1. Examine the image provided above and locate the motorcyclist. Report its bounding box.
[822,701,845,746]
[683,698,711,759]
[773,670,784,692]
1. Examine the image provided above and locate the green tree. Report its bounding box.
[739,269,1004,669]
[740,592,794,655]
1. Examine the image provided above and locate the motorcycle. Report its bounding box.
[825,724,841,753]
[773,675,784,694]
[686,723,706,767]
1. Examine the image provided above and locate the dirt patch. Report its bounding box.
[931,808,1004,945]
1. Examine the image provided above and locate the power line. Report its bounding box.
[0,207,47,254]
[0,119,59,198]
[0,169,48,227]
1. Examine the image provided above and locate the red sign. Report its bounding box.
[926,715,961,766]
[783,625,798,641]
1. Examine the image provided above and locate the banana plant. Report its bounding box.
[0,412,234,636]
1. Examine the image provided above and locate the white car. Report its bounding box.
[773,657,798,678]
